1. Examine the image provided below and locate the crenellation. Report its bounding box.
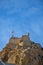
[9,33,30,45]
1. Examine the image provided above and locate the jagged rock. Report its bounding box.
[0,33,43,65]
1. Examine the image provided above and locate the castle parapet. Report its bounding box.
[9,33,30,44]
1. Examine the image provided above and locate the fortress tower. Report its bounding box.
[21,32,30,41]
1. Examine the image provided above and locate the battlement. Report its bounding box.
[9,33,30,44]
[9,37,20,44]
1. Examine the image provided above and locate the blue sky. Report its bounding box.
[0,0,43,51]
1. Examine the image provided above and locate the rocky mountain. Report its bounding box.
[0,33,43,65]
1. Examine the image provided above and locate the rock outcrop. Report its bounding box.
[0,33,43,65]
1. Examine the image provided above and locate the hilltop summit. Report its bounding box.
[0,33,43,65]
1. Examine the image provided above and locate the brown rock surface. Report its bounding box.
[0,33,43,65]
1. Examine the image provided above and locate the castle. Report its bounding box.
[9,33,30,46]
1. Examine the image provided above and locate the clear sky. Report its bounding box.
[0,0,43,51]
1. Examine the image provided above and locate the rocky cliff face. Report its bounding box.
[0,33,43,65]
